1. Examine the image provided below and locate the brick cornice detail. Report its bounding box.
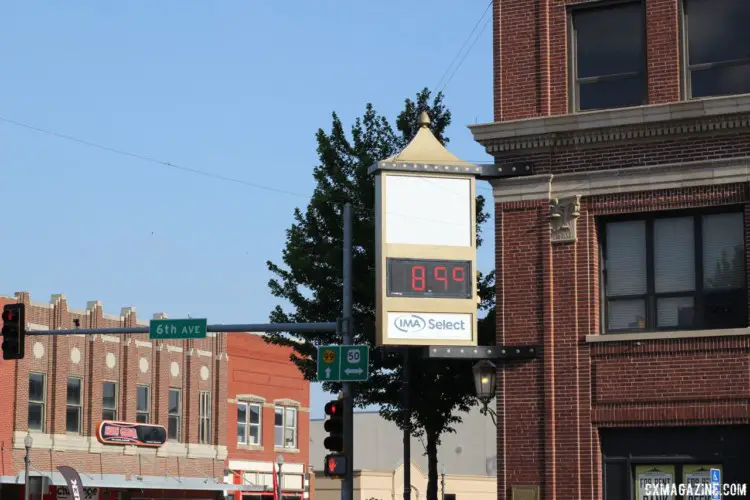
[470,94,750,153]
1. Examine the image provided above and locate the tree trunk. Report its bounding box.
[426,430,440,500]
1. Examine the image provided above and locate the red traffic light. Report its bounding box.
[323,453,347,478]
[2,310,13,322]
[324,400,343,416]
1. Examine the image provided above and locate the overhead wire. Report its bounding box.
[437,8,493,95]
[433,0,493,94]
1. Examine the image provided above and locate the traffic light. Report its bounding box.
[323,399,344,453]
[2,303,25,360]
[323,453,347,479]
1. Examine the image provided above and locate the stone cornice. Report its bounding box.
[493,156,750,203]
[470,94,750,153]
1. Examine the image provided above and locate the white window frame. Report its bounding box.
[168,388,181,442]
[28,372,46,433]
[136,384,150,424]
[102,381,118,421]
[199,391,211,444]
[237,401,262,446]
[66,376,83,435]
[274,405,298,449]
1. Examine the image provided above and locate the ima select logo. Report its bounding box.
[393,314,427,333]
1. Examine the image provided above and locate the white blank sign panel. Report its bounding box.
[385,175,472,247]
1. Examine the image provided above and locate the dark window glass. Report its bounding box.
[66,377,82,434]
[102,382,117,421]
[28,373,45,432]
[685,0,750,98]
[136,385,149,424]
[168,388,181,441]
[572,1,645,111]
[602,211,747,333]
[603,461,628,500]
[237,404,247,444]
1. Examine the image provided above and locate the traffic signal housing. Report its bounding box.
[323,399,344,453]
[2,303,26,360]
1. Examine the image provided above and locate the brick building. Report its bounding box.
[0,291,238,500]
[225,333,311,500]
[468,0,750,498]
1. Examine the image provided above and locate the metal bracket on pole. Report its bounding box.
[424,345,539,361]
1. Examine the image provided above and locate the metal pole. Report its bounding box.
[403,347,411,500]
[441,467,445,500]
[341,203,354,500]
[24,443,30,500]
[278,463,283,500]
[26,322,338,336]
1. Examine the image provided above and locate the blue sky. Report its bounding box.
[0,1,495,419]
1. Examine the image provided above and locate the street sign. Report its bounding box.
[149,318,207,340]
[316,345,369,382]
[370,111,480,347]
[710,468,720,500]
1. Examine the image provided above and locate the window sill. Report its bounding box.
[237,443,264,451]
[274,447,300,454]
[586,327,750,343]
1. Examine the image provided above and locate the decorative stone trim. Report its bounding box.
[100,334,121,344]
[156,441,188,458]
[550,196,581,243]
[135,340,152,349]
[166,345,183,353]
[273,398,301,407]
[493,156,750,203]
[14,431,53,450]
[196,349,212,358]
[236,394,266,404]
[470,94,750,152]
[275,447,300,454]
[237,443,264,452]
[586,328,750,343]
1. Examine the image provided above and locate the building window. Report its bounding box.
[102,382,118,421]
[601,210,746,333]
[683,0,750,98]
[66,377,82,434]
[136,385,150,424]
[274,405,297,449]
[237,402,262,445]
[28,372,46,432]
[168,388,181,441]
[199,391,211,444]
[570,1,645,111]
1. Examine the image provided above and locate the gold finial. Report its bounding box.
[418,111,431,128]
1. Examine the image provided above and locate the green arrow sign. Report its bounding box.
[316,345,369,382]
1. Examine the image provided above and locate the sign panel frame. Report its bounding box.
[316,345,369,382]
[375,170,479,347]
[96,420,168,447]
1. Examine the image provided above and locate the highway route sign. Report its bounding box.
[150,318,207,340]
[316,345,369,382]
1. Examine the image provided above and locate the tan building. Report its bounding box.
[310,406,496,500]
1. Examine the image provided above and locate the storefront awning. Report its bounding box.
[1,472,264,492]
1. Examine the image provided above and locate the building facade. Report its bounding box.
[0,291,233,500]
[225,333,311,500]
[310,407,497,500]
[469,0,750,498]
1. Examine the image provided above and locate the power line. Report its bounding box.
[0,115,495,194]
[438,10,493,94]
[434,0,493,94]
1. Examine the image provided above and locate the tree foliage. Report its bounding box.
[266,88,495,500]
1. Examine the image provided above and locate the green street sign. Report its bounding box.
[316,345,369,382]
[150,318,207,340]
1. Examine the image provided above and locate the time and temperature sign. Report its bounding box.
[387,258,472,299]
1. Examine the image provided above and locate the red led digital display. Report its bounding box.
[387,258,472,299]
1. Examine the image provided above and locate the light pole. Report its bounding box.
[472,360,498,425]
[24,433,33,500]
[276,455,284,500]
[440,465,446,500]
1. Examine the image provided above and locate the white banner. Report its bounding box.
[387,312,472,340]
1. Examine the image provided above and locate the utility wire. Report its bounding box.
[0,115,495,195]
[433,0,493,94]
[438,11,493,95]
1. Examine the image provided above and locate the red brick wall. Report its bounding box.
[226,333,309,467]
[0,291,227,483]
[493,0,683,121]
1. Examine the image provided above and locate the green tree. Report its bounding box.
[266,88,496,500]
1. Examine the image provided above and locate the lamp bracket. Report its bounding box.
[424,345,539,361]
